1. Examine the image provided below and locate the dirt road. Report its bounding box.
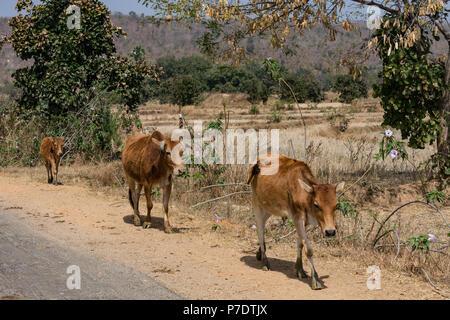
[0,172,443,299]
[0,208,180,299]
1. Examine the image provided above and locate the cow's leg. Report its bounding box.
[50,158,58,186]
[127,179,142,226]
[142,184,153,229]
[54,157,60,185]
[255,206,270,270]
[294,216,323,290]
[296,236,308,279]
[133,184,143,226]
[162,182,172,233]
[45,161,53,184]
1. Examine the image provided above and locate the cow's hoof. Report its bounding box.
[262,265,270,271]
[311,279,323,290]
[133,218,142,226]
[164,227,173,234]
[142,221,152,229]
[261,260,270,271]
[297,270,308,279]
[48,180,52,184]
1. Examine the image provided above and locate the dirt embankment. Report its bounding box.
[0,171,445,300]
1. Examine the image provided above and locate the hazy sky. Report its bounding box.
[0,0,155,17]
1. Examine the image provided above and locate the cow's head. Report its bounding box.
[299,180,345,237]
[53,137,64,157]
[160,138,185,176]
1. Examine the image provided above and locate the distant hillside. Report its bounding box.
[0,13,447,85]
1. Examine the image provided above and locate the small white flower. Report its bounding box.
[251,225,257,230]
[428,234,437,243]
[385,129,393,137]
[390,149,398,159]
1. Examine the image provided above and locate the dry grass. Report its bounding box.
[2,92,449,295]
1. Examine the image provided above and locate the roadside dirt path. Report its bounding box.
[0,173,443,299]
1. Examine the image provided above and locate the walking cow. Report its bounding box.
[122,131,185,233]
[247,154,344,290]
[40,137,64,186]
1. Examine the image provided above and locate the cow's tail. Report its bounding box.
[128,189,134,209]
[246,163,260,185]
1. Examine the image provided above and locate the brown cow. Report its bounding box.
[122,131,185,233]
[40,137,64,185]
[247,154,344,290]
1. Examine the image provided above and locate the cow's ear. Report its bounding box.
[335,182,345,193]
[298,179,313,193]
[160,141,166,151]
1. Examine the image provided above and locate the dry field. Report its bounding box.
[1,92,449,299]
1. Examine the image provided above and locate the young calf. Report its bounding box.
[40,137,64,185]
[247,154,344,290]
[122,131,185,233]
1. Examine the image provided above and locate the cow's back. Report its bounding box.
[40,137,53,161]
[122,134,163,184]
[250,155,319,217]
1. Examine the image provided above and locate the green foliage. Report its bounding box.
[205,64,255,93]
[264,58,323,103]
[3,0,156,118]
[151,188,161,197]
[373,14,446,151]
[407,234,431,254]
[0,0,157,161]
[157,55,212,82]
[249,104,259,115]
[170,75,204,106]
[375,130,408,161]
[336,199,357,218]
[206,118,224,131]
[244,79,269,104]
[425,190,445,204]
[268,111,282,123]
[333,74,368,103]
[280,73,324,103]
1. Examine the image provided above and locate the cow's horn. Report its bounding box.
[160,141,166,151]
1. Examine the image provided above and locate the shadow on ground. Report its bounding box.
[122,214,193,233]
[240,255,329,289]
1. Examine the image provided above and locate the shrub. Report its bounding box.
[249,104,259,115]
[333,75,368,103]
[244,79,269,104]
[327,109,350,133]
[279,73,324,103]
[170,75,205,106]
[268,111,282,123]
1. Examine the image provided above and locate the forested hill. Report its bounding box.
[0,13,446,84]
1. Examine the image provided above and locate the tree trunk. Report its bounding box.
[436,43,450,179]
